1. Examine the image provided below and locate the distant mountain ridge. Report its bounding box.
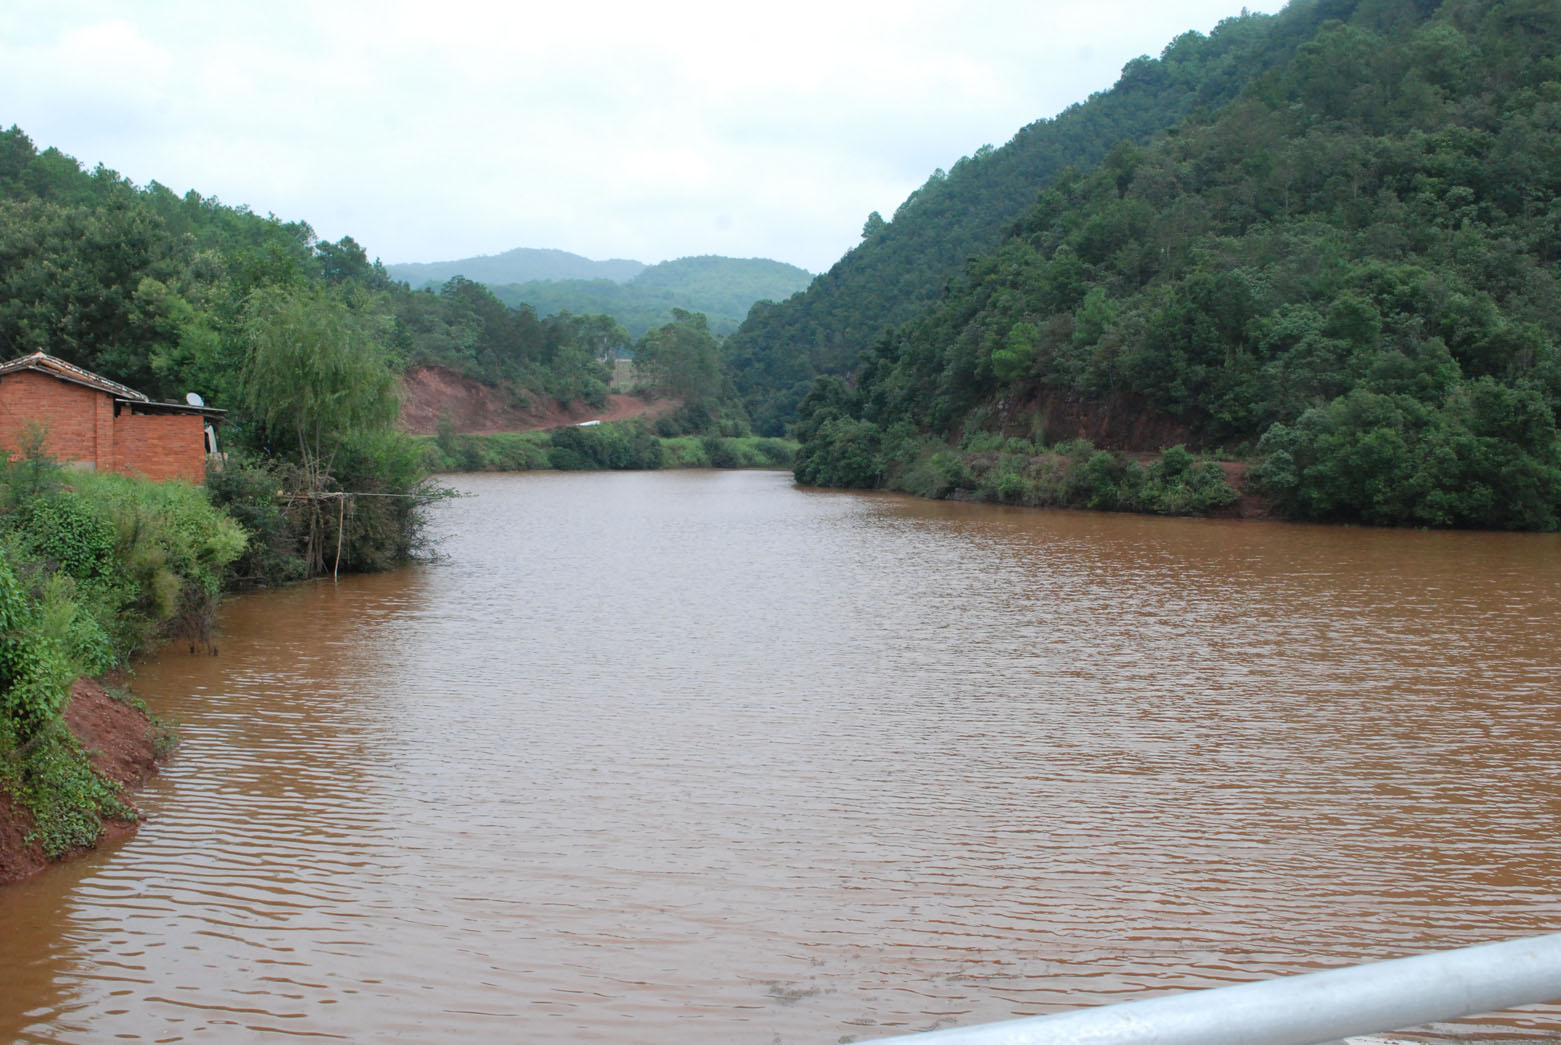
[386,247,645,288]
[390,249,815,341]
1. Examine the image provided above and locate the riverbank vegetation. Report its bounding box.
[418,422,794,473]
[0,128,459,870]
[0,444,244,859]
[777,0,1561,529]
[409,309,788,474]
[794,409,1238,515]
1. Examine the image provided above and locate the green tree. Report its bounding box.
[559,311,631,361]
[241,283,399,478]
[991,322,1040,381]
[240,284,402,575]
[635,309,724,403]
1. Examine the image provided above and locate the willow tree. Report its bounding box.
[239,283,401,575]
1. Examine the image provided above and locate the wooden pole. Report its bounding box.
[333,493,345,582]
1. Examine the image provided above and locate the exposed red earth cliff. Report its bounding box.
[0,678,161,884]
[397,365,676,435]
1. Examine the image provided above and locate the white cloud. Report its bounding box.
[0,0,1267,273]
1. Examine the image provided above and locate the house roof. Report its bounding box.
[0,351,149,400]
[0,351,226,420]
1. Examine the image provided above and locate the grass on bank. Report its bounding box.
[1,447,245,858]
[418,420,796,473]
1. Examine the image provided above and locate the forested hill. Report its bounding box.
[725,2,1350,435]
[386,247,645,288]
[0,124,619,434]
[487,255,815,340]
[796,0,1561,531]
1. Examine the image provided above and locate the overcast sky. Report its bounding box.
[2,0,1268,274]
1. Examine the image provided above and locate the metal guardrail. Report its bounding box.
[870,932,1561,1045]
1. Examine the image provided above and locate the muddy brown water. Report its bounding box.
[3,470,1559,1043]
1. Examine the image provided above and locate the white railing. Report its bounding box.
[870,932,1561,1045]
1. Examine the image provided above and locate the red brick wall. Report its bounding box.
[0,371,107,467]
[114,411,207,483]
[0,371,207,483]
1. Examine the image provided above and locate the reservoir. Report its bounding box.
[2,469,1559,1042]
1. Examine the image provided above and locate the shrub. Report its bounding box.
[204,452,307,588]
[12,720,135,858]
[549,422,666,470]
[0,555,132,859]
[701,435,742,469]
[69,470,247,650]
[661,437,710,468]
[794,417,885,488]
[17,493,117,582]
[750,438,796,467]
[331,430,443,573]
[996,468,1031,504]
[0,557,72,744]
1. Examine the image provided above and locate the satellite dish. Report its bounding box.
[185,392,205,407]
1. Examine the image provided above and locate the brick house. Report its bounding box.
[0,352,225,484]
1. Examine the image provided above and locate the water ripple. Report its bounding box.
[3,471,1558,1042]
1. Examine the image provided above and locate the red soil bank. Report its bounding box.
[0,678,160,885]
